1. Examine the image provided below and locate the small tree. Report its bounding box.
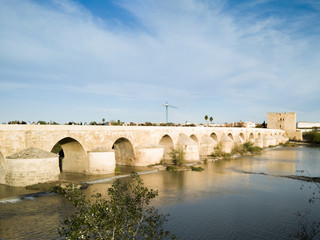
[52,172,175,239]
[209,117,213,123]
[204,115,208,123]
[262,121,267,128]
[170,145,185,166]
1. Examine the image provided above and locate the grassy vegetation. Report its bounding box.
[210,143,232,158]
[211,142,262,159]
[303,130,320,144]
[165,146,186,171]
[166,166,177,171]
[170,145,185,166]
[190,166,204,171]
[115,164,121,173]
[281,141,298,147]
[232,142,262,155]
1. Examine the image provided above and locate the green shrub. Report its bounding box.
[170,145,185,166]
[243,142,263,153]
[190,166,204,171]
[212,142,262,158]
[231,144,246,155]
[115,165,120,173]
[282,141,298,147]
[166,166,177,171]
[52,172,175,239]
[211,143,232,158]
[211,143,225,157]
[203,159,208,164]
[303,131,320,144]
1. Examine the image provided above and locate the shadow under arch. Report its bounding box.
[210,133,218,142]
[228,133,234,141]
[249,133,254,141]
[112,137,135,166]
[159,134,174,160]
[190,134,198,144]
[51,137,87,173]
[239,133,245,142]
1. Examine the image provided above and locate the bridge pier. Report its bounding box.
[199,135,217,157]
[220,134,234,153]
[178,134,199,161]
[255,138,264,148]
[263,135,272,148]
[135,145,164,166]
[4,148,60,187]
[87,149,115,174]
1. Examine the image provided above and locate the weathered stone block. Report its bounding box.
[87,151,115,174]
[135,145,164,166]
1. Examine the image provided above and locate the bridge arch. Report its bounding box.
[112,137,135,166]
[239,133,245,143]
[228,133,234,141]
[159,134,174,160]
[190,134,198,144]
[51,137,87,173]
[249,133,254,142]
[210,133,218,142]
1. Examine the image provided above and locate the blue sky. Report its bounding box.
[0,0,319,124]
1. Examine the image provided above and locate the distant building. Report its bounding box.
[219,121,255,128]
[244,121,256,128]
[297,122,320,132]
[267,112,302,140]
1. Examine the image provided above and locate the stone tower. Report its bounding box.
[267,112,302,140]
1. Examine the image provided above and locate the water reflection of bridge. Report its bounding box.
[0,125,287,186]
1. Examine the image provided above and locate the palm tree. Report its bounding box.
[204,115,208,123]
[209,116,213,123]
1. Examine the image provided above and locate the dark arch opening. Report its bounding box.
[190,134,198,143]
[210,133,218,141]
[249,133,254,140]
[51,137,86,173]
[112,138,135,166]
[228,133,234,141]
[159,135,174,160]
[239,133,245,142]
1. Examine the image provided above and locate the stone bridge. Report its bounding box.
[0,125,287,186]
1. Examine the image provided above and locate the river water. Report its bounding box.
[1,146,320,239]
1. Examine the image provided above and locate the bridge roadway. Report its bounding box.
[0,125,287,186]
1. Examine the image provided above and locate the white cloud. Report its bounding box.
[0,0,319,123]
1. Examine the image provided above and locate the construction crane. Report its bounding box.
[163,101,177,124]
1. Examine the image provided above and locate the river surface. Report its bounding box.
[1,146,320,239]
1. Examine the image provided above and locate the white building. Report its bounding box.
[297,122,320,132]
